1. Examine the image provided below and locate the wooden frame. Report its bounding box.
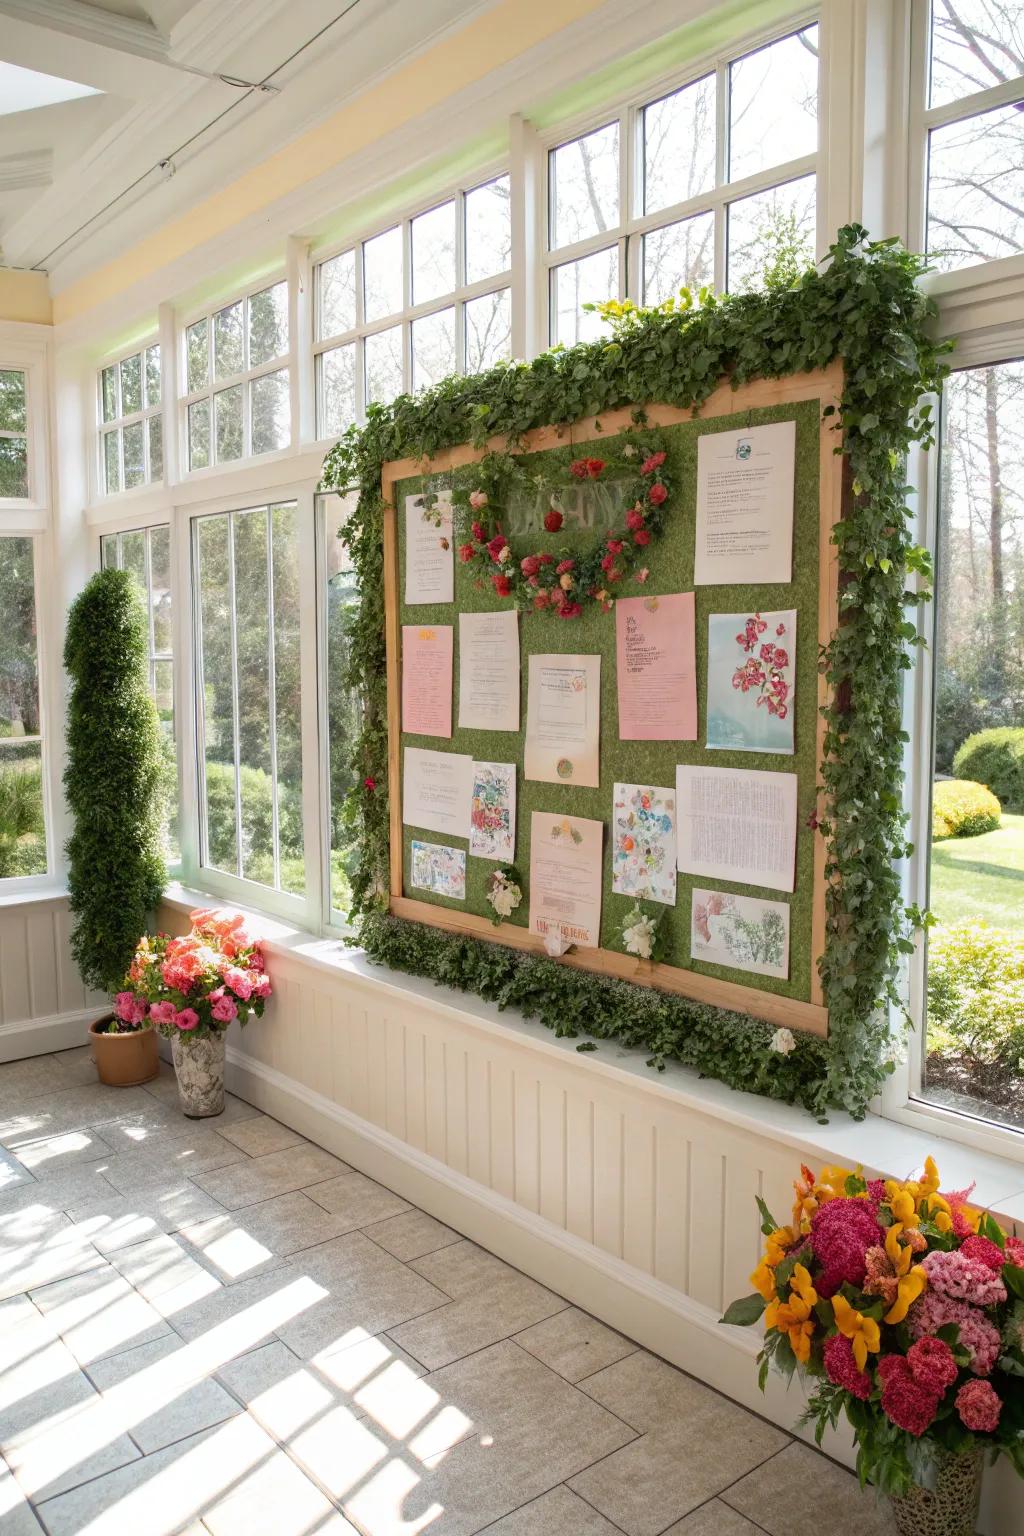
[381,363,844,1039]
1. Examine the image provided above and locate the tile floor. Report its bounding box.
[0,1047,893,1536]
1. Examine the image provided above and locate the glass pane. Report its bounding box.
[465,175,511,283]
[0,740,46,879]
[411,308,455,391]
[412,201,456,305]
[925,358,1024,1133]
[214,385,243,463]
[233,507,273,886]
[465,288,511,372]
[930,0,1024,108]
[122,421,145,489]
[365,325,404,407]
[322,490,359,918]
[551,246,619,345]
[188,399,211,471]
[927,103,1024,273]
[0,537,40,744]
[150,524,172,654]
[120,529,146,591]
[319,344,357,437]
[318,249,357,340]
[120,353,142,416]
[272,503,303,895]
[363,226,403,323]
[100,534,118,571]
[726,174,816,293]
[186,321,209,393]
[0,371,26,434]
[196,514,236,875]
[729,26,819,181]
[550,123,619,248]
[103,430,120,495]
[213,301,244,381]
[145,345,161,407]
[643,75,716,215]
[250,369,290,455]
[154,657,178,863]
[248,282,288,368]
[148,415,163,482]
[100,366,118,424]
[642,213,715,304]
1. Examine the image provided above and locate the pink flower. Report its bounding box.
[907,1336,958,1397]
[776,622,786,636]
[810,1198,884,1297]
[625,508,645,531]
[959,1235,1005,1272]
[251,973,272,999]
[458,543,475,563]
[909,1293,1001,1375]
[224,966,253,1001]
[556,559,575,575]
[636,567,649,583]
[877,1356,939,1436]
[641,452,666,474]
[149,1000,177,1025]
[693,901,710,944]
[648,483,667,506]
[469,490,488,510]
[956,1379,1002,1433]
[923,1249,1007,1306]
[520,554,540,577]
[634,528,651,546]
[114,991,135,1022]
[128,999,147,1026]
[1006,1237,1024,1267]
[486,534,506,562]
[471,520,485,543]
[600,554,615,573]
[533,592,550,611]
[210,995,238,1023]
[175,1008,199,1031]
[822,1334,872,1400]
[606,538,623,556]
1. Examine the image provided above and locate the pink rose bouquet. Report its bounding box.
[114,908,272,1040]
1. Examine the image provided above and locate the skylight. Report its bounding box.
[0,62,101,118]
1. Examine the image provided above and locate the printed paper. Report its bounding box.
[404,490,454,604]
[615,593,697,741]
[694,420,795,586]
[411,841,466,901]
[402,746,473,839]
[675,764,798,893]
[611,783,677,906]
[691,888,790,979]
[469,761,516,861]
[402,624,453,738]
[528,811,604,950]
[524,653,601,787]
[459,610,520,732]
[706,610,795,755]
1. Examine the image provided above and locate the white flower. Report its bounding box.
[622,444,637,458]
[486,872,522,922]
[544,929,571,957]
[469,490,488,510]
[769,1027,796,1056]
[622,915,657,960]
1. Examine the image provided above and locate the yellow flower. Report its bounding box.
[918,1156,941,1197]
[832,1293,881,1372]
[886,1183,922,1229]
[750,1261,777,1303]
[885,1223,913,1277]
[764,1225,796,1267]
[765,1264,818,1364]
[884,1264,928,1325]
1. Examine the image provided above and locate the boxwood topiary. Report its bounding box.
[953,728,1024,811]
[931,779,1001,841]
[64,569,166,992]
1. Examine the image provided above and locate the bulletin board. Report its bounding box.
[381,365,843,1038]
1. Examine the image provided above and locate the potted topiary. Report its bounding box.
[64,568,166,1087]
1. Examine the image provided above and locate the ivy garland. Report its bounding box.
[321,225,950,1122]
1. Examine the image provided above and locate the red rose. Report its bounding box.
[557,601,582,619]
[625,508,645,531]
[634,528,651,546]
[538,552,554,565]
[606,538,623,555]
[641,451,666,474]
[648,483,668,506]
[586,458,605,478]
[520,554,541,577]
[569,460,589,480]
[533,591,550,610]
[556,558,575,574]
[492,574,512,597]
[363,777,376,791]
[486,534,506,562]
[600,554,614,573]
[458,543,475,563]
[471,521,485,543]
[544,509,564,532]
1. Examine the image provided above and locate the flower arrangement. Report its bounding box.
[722,1155,1024,1496]
[114,907,272,1039]
[486,866,522,925]
[618,902,667,963]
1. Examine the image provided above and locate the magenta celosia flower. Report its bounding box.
[1004,1236,1024,1267]
[956,1379,1002,1432]
[922,1249,1007,1307]
[909,1293,1001,1376]
[810,1198,885,1297]
[906,1336,958,1396]
[959,1235,1005,1272]
[877,1356,939,1437]
[822,1334,872,1399]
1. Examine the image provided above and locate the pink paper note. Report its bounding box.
[615,593,697,741]
[402,624,453,738]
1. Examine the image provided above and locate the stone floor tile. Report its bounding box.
[0,1297,88,1437]
[483,1484,625,1534]
[216,1114,306,1158]
[304,1169,412,1228]
[0,1207,104,1302]
[0,1085,159,1149]
[65,1182,228,1254]
[48,1047,100,1091]
[191,1144,351,1210]
[661,1501,769,1536]
[0,1165,114,1220]
[166,1261,320,1364]
[3,1380,140,1502]
[11,1127,114,1176]
[513,1307,636,1383]
[202,1432,362,1536]
[98,1127,248,1191]
[88,1332,240,1454]
[0,1456,45,1535]
[29,1262,171,1366]
[363,1208,461,1263]
[0,1147,35,1199]
[178,1191,353,1282]
[0,1057,68,1110]
[721,1442,891,1536]
[104,1232,223,1316]
[388,1241,567,1370]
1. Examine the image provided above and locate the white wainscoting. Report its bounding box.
[0,892,104,1058]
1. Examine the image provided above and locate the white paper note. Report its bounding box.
[524,654,601,787]
[528,811,604,950]
[675,764,798,893]
[694,421,796,586]
[405,490,454,605]
[458,610,520,732]
[403,746,473,839]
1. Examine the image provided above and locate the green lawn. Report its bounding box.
[930,811,1024,931]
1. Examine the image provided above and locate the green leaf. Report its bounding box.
[720,1293,767,1328]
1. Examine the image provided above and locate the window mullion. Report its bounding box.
[265,508,281,893]
[226,512,243,879]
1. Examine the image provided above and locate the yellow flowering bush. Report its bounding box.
[931,779,1001,840]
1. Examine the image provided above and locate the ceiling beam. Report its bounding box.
[0,0,186,95]
[0,150,52,193]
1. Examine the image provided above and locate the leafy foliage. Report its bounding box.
[64,569,166,992]
[0,760,45,877]
[932,779,1001,841]
[927,919,1024,1066]
[320,225,950,1121]
[953,727,1024,811]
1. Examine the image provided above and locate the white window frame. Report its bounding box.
[0,530,53,893]
[0,334,49,518]
[96,340,163,501]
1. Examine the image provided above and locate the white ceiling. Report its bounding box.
[0,0,495,286]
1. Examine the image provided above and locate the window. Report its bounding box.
[320,491,360,924]
[193,502,303,897]
[98,345,163,494]
[545,24,819,343]
[313,174,512,438]
[183,282,290,471]
[100,526,177,860]
[921,1,1024,272]
[0,369,29,500]
[0,537,46,879]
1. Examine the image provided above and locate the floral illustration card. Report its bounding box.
[469,761,516,861]
[611,783,677,905]
[706,609,795,755]
[690,888,790,979]
[410,840,466,900]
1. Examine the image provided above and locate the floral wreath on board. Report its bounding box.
[436,429,673,618]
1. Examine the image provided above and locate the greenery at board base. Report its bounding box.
[320,224,950,1122]
[64,569,166,993]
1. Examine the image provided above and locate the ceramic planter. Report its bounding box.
[888,1446,984,1536]
[171,1031,226,1118]
[89,1015,159,1086]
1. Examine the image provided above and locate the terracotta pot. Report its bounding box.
[171,1032,226,1118]
[89,1015,159,1086]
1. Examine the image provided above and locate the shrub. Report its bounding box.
[953,727,1024,811]
[931,779,1001,841]
[927,921,1024,1067]
[204,760,302,885]
[64,569,166,992]
[0,761,46,878]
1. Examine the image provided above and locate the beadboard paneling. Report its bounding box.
[0,896,103,1042]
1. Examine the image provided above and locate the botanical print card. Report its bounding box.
[469,761,516,861]
[411,840,466,900]
[690,888,790,979]
[402,624,453,738]
[611,783,677,905]
[706,610,795,755]
[405,490,453,604]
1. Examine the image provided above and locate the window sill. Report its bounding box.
[0,880,70,909]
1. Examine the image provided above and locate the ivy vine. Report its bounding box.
[321,225,950,1121]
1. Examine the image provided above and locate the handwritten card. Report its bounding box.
[524,654,600,787]
[404,491,454,604]
[402,624,453,738]
[615,593,697,741]
[694,421,795,586]
[691,888,790,979]
[611,783,677,905]
[403,746,473,839]
[411,841,466,901]
[707,609,795,755]
[459,610,520,732]
[528,811,603,950]
[675,764,797,893]
[469,762,516,861]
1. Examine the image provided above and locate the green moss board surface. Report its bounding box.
[396,398,822,1003]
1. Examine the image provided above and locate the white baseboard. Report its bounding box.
[0,1007,98,1061]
